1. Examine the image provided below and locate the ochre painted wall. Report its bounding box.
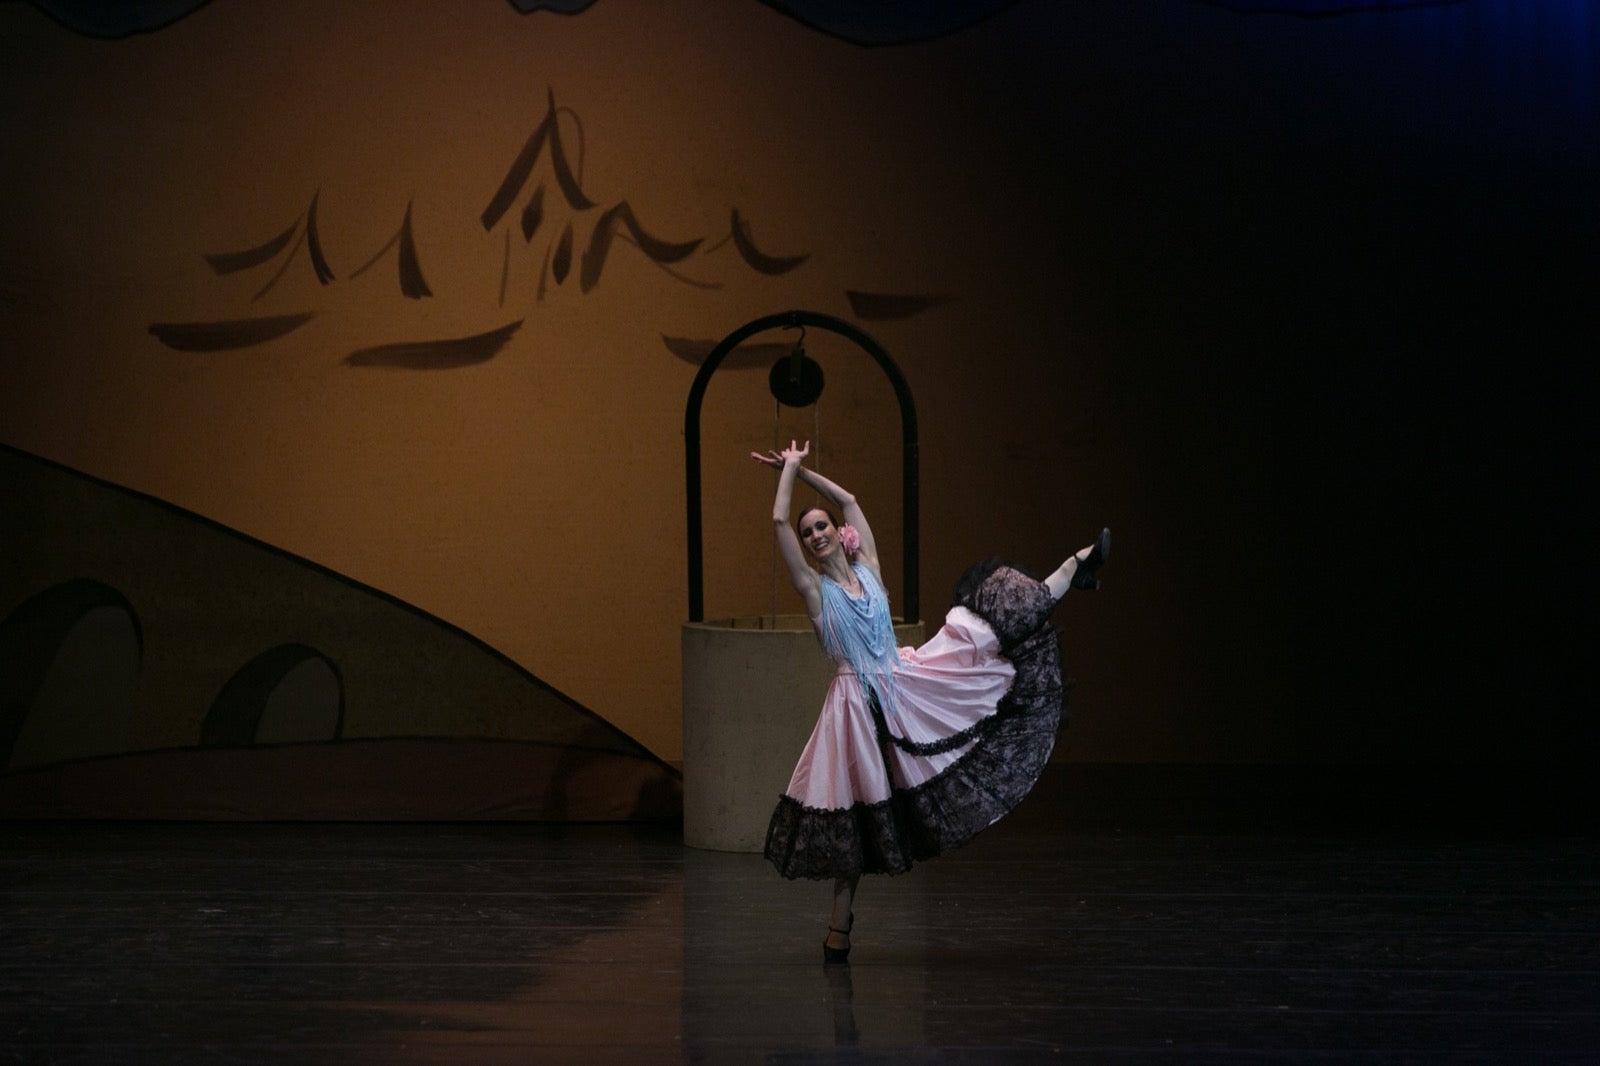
[2,0,1593,766]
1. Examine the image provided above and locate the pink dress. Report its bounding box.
[765,561,1067,879]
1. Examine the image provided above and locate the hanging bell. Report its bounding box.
[768,346,825,407]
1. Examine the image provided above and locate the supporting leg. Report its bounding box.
[824,875,859,959]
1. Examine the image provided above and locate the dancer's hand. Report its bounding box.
[750,440,810,470]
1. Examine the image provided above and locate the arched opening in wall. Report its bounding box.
[201,644,344,747]
[0,580,143,770]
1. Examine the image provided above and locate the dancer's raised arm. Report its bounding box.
[751,442,880,575]
[751,439,887,621]
[797,466,878,573]
[754,440,824,618]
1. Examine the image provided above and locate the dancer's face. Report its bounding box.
[797,509,837,560]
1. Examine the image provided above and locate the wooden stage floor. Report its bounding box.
[2,768,1596,1063]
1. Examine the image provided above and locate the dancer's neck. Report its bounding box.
[820,557,855,587]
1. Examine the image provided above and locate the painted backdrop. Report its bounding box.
[2,0,1594,816]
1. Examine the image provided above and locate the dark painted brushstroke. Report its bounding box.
[396,203,431,299]
[149,313,316,351]
[552,223,573,285]
[344,320,523,370]
[506,0,601,12]
[21,0,1477,42]
[251,226,308,301]
[662,336,795,368]
[498,229,511,307]
[730,209,809,275]
[545,101,593,211]
[845,290,951,321]
[204,220,298,275]
[520,184,546,242]
[0,579,142,768]
[347,203,430,298]
[305,191,336,284]
[481,89,594,232]
[614,236,723,290]
[348,229,398,279]
[580,202,701,293]
[201,643,343,747]
[755,0,1019,46]
[482,112,550,231]
[556,105,587,185]
[24,0,212,39]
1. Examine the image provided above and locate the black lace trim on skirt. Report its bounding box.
[869,685,1000,758]
[764,622,1067,880]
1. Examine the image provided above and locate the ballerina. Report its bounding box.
[752,440,1108,962]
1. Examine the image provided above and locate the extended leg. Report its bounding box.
[1045,527,1111,602]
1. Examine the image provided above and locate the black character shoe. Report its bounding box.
[823,912,854,964]
[1070,527,1111,591]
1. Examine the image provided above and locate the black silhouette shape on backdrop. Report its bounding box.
[150,89,887,368]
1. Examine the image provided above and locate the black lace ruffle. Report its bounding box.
[764,565,1069,880]
[870,686,1000,758]
[953,560,1057,653]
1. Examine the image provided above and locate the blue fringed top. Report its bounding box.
[815,562,901,711]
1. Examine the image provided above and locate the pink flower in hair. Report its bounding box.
[838,524,861,555]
